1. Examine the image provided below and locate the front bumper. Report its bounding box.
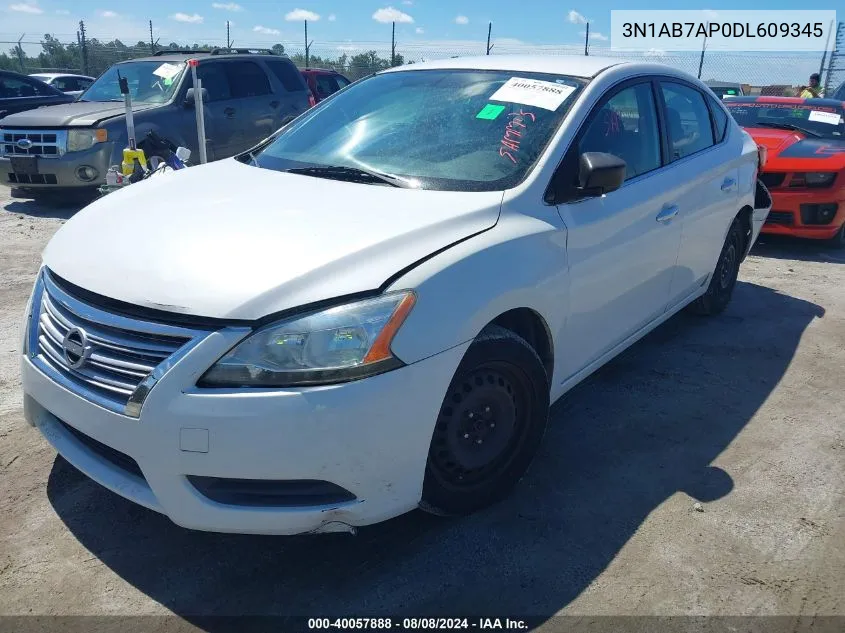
[22,323,468,535]
[761,188,845,240]
[0,141,115,191]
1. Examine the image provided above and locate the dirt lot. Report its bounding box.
[0,187,843,630]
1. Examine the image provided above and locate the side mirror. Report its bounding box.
[577,152,626,197]
[184,87,209,108]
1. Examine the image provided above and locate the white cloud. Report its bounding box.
[328,13,336,21]
[9,1,43,14]
[170,12,204,23]
[402,0,412,4]
[99,10,118,18]
[581,30,608,41]
[253,25,280,35]
[285,8,320,21]
[212,2,243,10]
[372,6,413,23]
[415,27,424,34]
[454,15,469,25]
[644,48,666,57]
[55,8,69,14]
[567,10,587,25]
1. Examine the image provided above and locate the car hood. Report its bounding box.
[744,127,845,171]
[43,159,503,320]
[0,100,159,127]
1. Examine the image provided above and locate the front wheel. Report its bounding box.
[420,325,549,516]
[687,217,744,316]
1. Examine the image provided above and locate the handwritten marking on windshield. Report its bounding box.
[499,110,536,164]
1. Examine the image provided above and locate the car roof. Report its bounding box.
[29,72,93,80]
[301,68,343,75]
[379,55,628,79]
[125,51,293,64]
[705,81,742,88]
[725,96,845,108]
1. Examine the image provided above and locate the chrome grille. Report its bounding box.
[1,129,67,157]
[29,271,207,417]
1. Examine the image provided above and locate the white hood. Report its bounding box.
[43,159,502,319]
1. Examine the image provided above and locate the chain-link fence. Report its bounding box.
[1,31,841,96]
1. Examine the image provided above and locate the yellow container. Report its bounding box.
[121,147,148,176]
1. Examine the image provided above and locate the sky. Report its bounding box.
[0,0,840,51]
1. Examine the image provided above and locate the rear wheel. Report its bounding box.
[420,325,549,516]
[687,217,744,316]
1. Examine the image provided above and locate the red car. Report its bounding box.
[725,97,845,247]
[300,68,351,105]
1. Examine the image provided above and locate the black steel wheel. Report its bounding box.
[687,217,744,316]
[421,325,549,516]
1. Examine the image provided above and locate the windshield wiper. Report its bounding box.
[285,165,414,188]
[756,121,822,138]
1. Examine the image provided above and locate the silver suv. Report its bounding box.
[0,49,311,199]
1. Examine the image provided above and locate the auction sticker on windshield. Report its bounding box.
[808,111,843,125]
[153,63,183,79]
[489,77,576,111]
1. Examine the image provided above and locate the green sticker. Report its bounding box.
[476,104,505,120]
[164,76,174,86]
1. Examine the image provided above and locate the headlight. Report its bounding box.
[199,291,416,388]
[67,128,107,152]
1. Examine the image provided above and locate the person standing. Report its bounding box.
[799,73,823,98]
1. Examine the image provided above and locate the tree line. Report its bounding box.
[0,35,405,81]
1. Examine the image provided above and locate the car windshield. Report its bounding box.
[252,69,585,191]
[79,60,186,104]
[725,101,845,140]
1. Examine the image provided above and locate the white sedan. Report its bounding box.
[28,72,95,97]
[21,55,770,534]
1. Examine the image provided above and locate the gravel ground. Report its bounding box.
[0,187,843,630]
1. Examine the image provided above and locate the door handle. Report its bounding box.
[656,205,679,224]
[269,100,280,108]
[223,107,236,118]
[721,178,736,192]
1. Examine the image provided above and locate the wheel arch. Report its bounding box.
[488,308,554,383]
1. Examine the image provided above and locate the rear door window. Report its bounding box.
[706,94,729,142]
[266,59,305,92]
[225,61,271,98]
[315,75,340,99]
[660,81,716,160]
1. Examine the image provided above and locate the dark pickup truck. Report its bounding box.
[0,49,311,197]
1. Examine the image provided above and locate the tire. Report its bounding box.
[827,223,845,250]
[687,217,744,316]
[420,325,550,516]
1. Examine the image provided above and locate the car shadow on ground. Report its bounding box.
[46,281,823,625]
[2,196,91,220]
[752,234,845,264]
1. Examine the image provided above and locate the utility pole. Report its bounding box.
[584,23,589,56]
[697,34,707,79]
[226,20,232,48]
[79,20,89,76]
[486,22,493,55]
[304,20,311,68]
[15,34,25,72]
[391,21,396,66]
[149,20,155,54]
